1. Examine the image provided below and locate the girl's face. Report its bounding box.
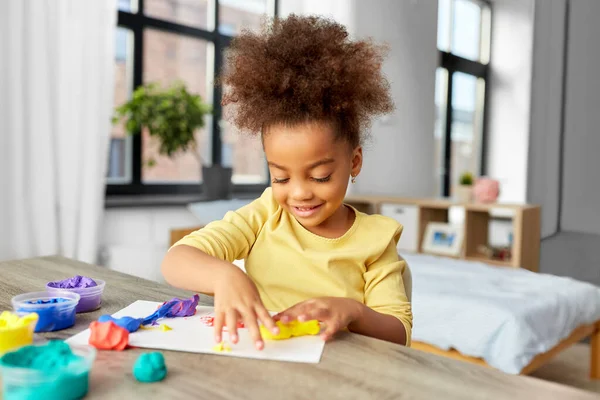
[263,121,362,234]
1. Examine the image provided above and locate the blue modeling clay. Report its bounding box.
[26,298,70,305]
[141,294,199,326]
[97,315,143,333]
[17,298,75,332]
[93,294,199,334]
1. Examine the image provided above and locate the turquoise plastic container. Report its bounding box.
[0,342,96,400]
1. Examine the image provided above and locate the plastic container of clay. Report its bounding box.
[46,279,106,313]
[0,342,96,400]
[11,291,80,332]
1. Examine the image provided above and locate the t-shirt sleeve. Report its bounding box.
[363,224,413,346]
[171,188,278,263]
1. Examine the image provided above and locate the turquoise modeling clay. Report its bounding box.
[133,352,167,383]
[0,341,91,400]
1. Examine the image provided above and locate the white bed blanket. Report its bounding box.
[404,253,600,374]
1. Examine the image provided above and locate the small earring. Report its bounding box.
[351,175,356,184]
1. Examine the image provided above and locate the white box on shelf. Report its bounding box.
[380,203,419,253]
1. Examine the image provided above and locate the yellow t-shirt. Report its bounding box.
[173,187,412,344]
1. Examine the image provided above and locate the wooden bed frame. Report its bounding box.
[170,224,600,379]
[412,322,600,379]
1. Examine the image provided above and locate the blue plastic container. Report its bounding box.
[11,291,80,332]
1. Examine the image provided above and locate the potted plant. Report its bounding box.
[456,171,474,203]
[112,81,233,199]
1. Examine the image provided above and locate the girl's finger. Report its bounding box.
[297,306,329,322]
[226,309,240,344]
[213,311,225,343]
[277,304,306,323]
[242,308,264,350]
[320,321,340,341]
[255,304,278,335]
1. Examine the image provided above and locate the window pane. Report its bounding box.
[219,0,269,36]
[118,0,138,13]
[451,0,481,61]
[142,29,213,183]
[450,72,485,196]
[145,0,213,30]
[480,4,492,64]
[434,68,449,197]
[220,109,268,185]
[437,0,452,52]
[108,27,134,183]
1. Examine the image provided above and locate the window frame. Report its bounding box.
[438,0,492,197]
[107,0,278,197]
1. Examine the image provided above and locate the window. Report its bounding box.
[219,0,269,36]
[435,0,491,197]
[108,27,134,183]
[108,0,276,196]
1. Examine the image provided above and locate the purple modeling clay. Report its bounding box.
[141,294,199,326]
[98,315,143,333]
[48,275,97,289]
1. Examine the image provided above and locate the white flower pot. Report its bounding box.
[455,185,473,203]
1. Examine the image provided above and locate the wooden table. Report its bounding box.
[0,256,597,400]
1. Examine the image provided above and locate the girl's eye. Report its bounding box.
[313,175,331,183]
[272,178,289,184]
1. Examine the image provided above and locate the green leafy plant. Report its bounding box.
[459,171,474,186]
[112,81,212,167]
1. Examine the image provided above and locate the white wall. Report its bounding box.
[527,0,567,238]
[100,207,201,282]
[485,0,535,203]
[560,0,600,235]
[527,0,600,236]
[352,0,438,197]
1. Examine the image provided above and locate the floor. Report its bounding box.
[530,343,600,394]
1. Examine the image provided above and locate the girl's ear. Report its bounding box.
[351,146,363,178]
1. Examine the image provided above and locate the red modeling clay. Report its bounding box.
[199,315,244,329]
[89,320,129,351]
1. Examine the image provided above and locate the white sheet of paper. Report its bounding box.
[67,300,325,363]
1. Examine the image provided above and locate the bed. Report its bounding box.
[405,253,600,378]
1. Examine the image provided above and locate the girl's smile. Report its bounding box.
[291,203,324,219]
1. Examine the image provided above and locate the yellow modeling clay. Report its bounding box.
[260,320,320,340]
[212,341,231,352]
[0,311,39,354]
[140,323,172,332]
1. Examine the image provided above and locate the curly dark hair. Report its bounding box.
[220,14,394,147]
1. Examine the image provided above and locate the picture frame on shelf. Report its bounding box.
[422,222,464,257]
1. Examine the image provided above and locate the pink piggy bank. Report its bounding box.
[473,178,500,203]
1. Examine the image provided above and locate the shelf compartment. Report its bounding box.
[418,207,450,253]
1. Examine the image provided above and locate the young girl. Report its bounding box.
[161,14,412,350]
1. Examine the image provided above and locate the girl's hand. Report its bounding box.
[213,265,279,350]
[273,297,363,341]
